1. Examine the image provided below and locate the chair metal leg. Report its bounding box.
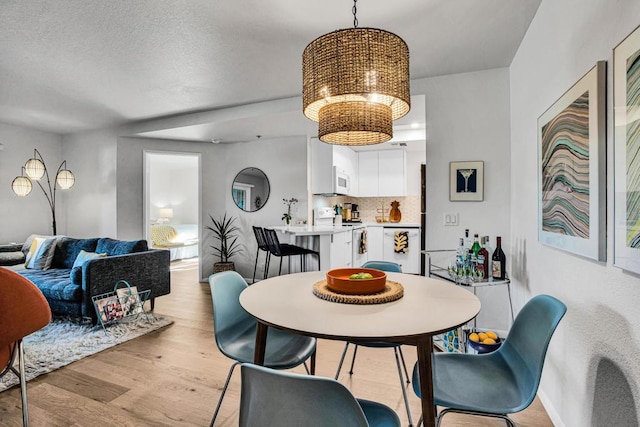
[398,346,411,384]
[16,340,29,427]
[393,346,414,426]
[210,361,241,427]
[252,248,260,284]
[437,408,515,427]
[348,344,359,374]
[264,252,271,279]
[334,342,351,379]
[279,257,283,276]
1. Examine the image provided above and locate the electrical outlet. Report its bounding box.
[443,213,459,226]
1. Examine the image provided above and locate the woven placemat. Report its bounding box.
[313,279,404,305]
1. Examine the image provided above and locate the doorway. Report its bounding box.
[143,151,201,267]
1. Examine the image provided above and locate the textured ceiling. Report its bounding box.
[0,0,541,135]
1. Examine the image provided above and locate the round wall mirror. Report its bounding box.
[232,167,270,212]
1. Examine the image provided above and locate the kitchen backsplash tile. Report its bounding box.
[313,195,420,223]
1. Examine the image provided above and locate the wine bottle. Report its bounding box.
[492,236,506,280]
[477,236,489,279]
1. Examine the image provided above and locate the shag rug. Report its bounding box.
[0,314,173,392]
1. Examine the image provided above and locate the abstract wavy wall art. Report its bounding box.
[541,91,590,239]
[539,61,605,261]
[627,50,640,249]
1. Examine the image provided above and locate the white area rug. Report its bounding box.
[0,314,173,392]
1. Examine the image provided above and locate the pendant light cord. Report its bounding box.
[352,0,358,28]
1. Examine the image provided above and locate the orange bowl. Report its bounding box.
[325,268,387,295]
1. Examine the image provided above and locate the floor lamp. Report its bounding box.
[11,149,75,235]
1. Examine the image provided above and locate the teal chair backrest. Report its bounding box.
[498,294,567,411]
[361,260,402,272]
[240,363,370,427]
[209,271,256,357]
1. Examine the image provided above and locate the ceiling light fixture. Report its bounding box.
[302,0,410,146]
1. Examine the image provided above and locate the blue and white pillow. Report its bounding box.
[25,237,58,270]
[72,250,107,268]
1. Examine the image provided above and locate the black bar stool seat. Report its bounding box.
[263,228,320,276]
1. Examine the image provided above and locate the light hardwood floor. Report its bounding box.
[0,260,553,426]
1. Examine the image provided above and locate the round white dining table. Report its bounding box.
[239,271,481,427]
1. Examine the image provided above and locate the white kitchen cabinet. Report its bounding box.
[357,149,406,197]
[311,139,358,195]
[329,230,353,269]
[378,150,406,196]
[366,226,384,261]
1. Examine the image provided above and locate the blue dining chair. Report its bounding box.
[335,260,414,426]
[240,363,401,427]
[209,271,317,426]
[411,294,567,427]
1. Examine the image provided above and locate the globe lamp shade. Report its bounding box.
[56,169,75,190]
[12,176,33,196]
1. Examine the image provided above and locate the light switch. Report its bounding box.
[444,213,458,226]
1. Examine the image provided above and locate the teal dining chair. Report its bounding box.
[411,294,567,427]
[240,363,401,427]
[335,260,414,426]
[209,271,317,426]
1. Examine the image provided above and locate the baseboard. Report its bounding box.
[537,388,566,427]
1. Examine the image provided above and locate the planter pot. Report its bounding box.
[213,262,235,273]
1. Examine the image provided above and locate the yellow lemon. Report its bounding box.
[486,331,498,340]
[477,332,488,342]
[482,338,496,345]
[468,332,479,342]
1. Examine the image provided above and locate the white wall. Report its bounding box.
[510,0,640,425]
[63,128,119,238]
[412,69,512,333]
[0,122,64,241]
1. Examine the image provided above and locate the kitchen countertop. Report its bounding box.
[362,222,421,228]
[272,222,420,236]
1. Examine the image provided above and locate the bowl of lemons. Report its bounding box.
[467,330,501,354]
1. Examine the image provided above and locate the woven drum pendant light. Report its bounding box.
[302,1,410,145]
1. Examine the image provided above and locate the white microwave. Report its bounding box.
[333,166,350,195]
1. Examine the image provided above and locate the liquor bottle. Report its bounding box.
[477,236,489,279]
[484,235,493,257]
[455,238,465,269]
[471,234,481,257]
[492,236,506,280]
[463,229,471,252]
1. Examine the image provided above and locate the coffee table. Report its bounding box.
[239,271,481,427]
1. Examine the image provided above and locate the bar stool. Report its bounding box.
[251,226,271,283]
[263,228,320,277]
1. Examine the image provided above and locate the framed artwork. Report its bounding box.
[449,161,484,201]
[614,25,640,274]
[538,61,606,261]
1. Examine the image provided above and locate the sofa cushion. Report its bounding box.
[96,238,148,256]
[18,268,81,302]
[52,238,99,269]
[70,266,83,285]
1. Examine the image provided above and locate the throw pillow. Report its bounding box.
[25,237,58,270]
[72,250,107,269]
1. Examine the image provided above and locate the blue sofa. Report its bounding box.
[16,236,171,324]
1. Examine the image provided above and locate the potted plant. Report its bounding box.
[206,213,242,273]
